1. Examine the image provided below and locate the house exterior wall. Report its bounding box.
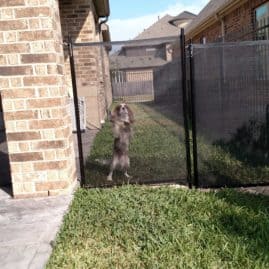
[190,0,268,43]
[192,22,222,43]
[0,0,77,198]
[59,0,112,129]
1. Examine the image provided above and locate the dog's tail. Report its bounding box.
[95,159,110,166]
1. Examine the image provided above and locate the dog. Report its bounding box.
[107,103,134,181]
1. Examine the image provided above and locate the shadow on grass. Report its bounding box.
[144,101,184,127]
[215,119,269,167]
[85,156,187,187]
[213,190,269,262]
[196,118,269,187]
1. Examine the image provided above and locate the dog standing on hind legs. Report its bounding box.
[107,103,134,182]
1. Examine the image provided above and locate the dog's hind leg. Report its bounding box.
[107,158,117,181]
[124,171,131,178]
[123,156,132,181]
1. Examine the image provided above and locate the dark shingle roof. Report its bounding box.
[110,55,167,70]
[186,0,231,34]
[134,15,179,40]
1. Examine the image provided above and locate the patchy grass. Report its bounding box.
[47,186,269,269]
[85,103,187,186]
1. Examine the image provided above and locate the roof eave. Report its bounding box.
[186,0,248,39]
[93,0,110,17]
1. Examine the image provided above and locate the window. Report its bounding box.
[255,2,269,40]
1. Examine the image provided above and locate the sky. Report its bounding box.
[108,0,210,41]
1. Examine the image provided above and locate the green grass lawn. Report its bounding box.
[85,103,187,187]
[47,186,269,269]
[47,103,269,268]
[85,102,269,188]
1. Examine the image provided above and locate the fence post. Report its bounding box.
[180,28,192,189]
[265,104,269,152]
[67,35,86,187]
[188,43,199,188]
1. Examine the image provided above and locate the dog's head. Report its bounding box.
[112,103,134,124]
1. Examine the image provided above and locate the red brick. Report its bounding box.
[16,7,50,18]
[33,140,65,150]
[0,66,33,76]
[18,30,54,41]
[29,119,64,129]
[35,181,69,191]
[27,98,62,109]
[21,54,56,64]
[1,89,36,99]
[0,0,25,6]
[0,44,30,54]
[7,131,41,141]
[34,160,68,171]
[0,20,27,31]
[24,76,58,86]
[10,152,43,162]
[5,111,38,121]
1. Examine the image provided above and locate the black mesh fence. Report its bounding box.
[69,33,269,189]
[192,40,269,187]
[70,37,189,187]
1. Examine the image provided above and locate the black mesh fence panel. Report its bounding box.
[192,41,269,187]
[71,37,189,187]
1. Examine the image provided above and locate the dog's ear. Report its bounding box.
[126,105,134,124]
[110,105,121,122]
[108,110,113,122]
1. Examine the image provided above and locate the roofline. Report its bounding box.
[186,0,249,39]
[169,11,197,26]
[169,17,193,25]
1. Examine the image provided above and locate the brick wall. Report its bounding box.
[59,0,112,129]
[0,0,77,198]
[192,22,222,43]
[191,0,268,43]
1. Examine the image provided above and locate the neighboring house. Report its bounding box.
[186,0,269,43]
[110,54,167,101]
[0,0,111,198]
[110,12,196,101]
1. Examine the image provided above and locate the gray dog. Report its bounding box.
[107,103,134,181]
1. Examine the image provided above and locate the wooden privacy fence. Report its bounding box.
[111,70,154,102]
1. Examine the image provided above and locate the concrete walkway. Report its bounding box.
[0,128,98,269]
[0,190,74,269]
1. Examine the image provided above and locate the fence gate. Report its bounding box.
[68,35,192,188]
